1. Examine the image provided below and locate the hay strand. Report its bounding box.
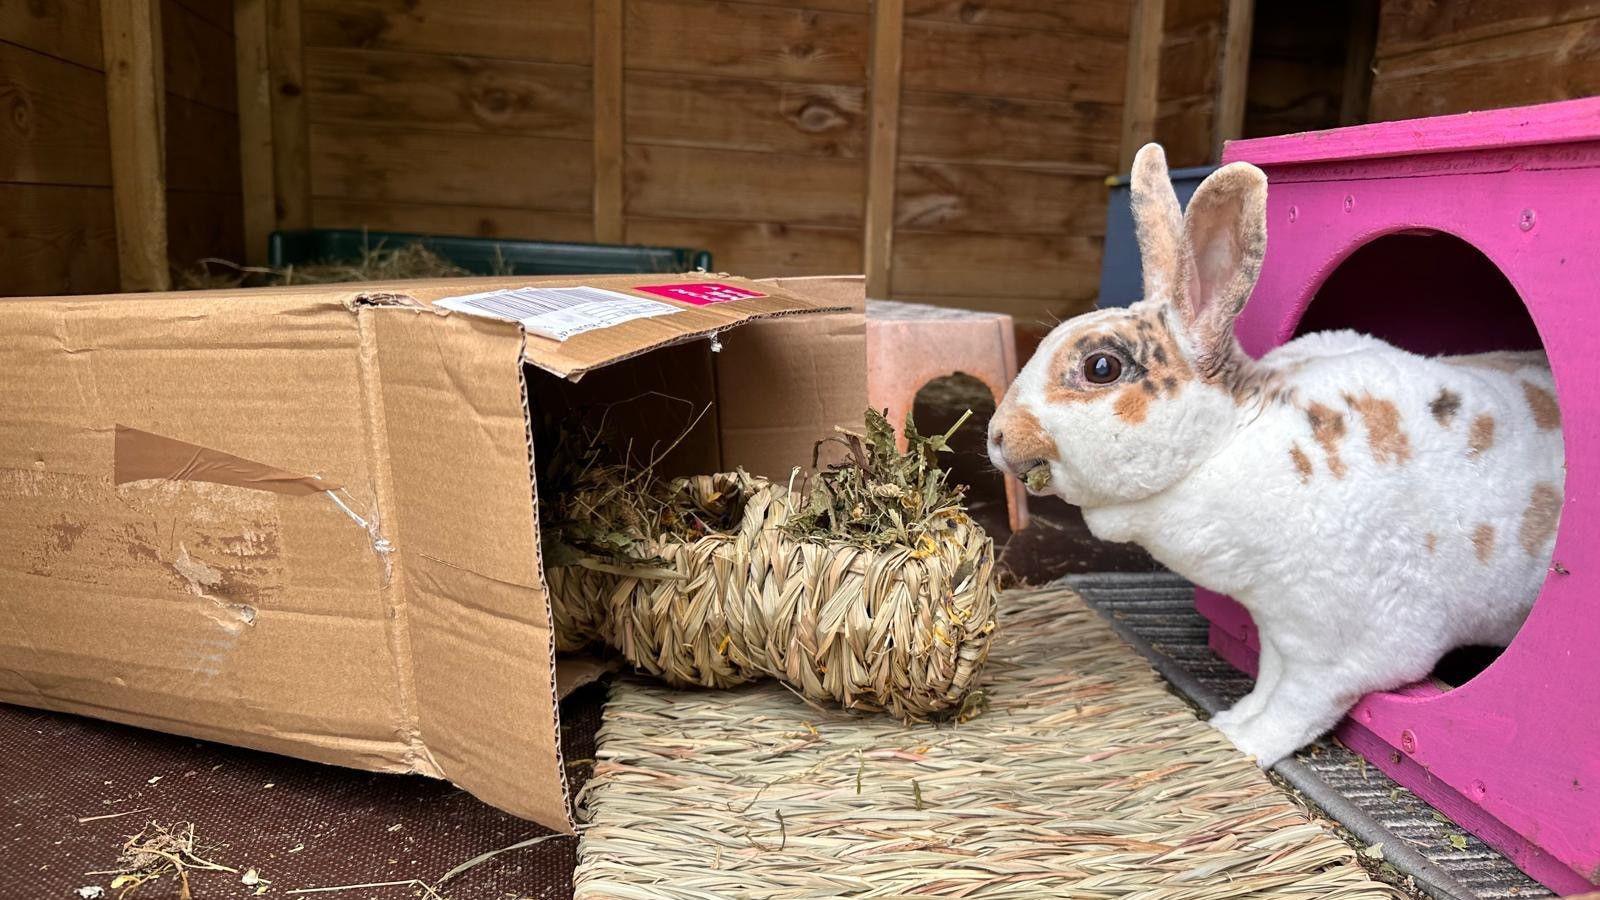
[89,821,239,900]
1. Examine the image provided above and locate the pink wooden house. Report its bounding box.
[1207,97,1600,894]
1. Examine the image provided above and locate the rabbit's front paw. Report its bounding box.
[1219,717,1300,768]
[1210,707,1242,731]
[1209,711,1250,752]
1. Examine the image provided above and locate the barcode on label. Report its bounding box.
[433,286,683,341]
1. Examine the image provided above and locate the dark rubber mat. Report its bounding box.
[1,682,604,900]
[1067,571,1551,900]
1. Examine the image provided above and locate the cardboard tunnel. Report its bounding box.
[0,273,866,832]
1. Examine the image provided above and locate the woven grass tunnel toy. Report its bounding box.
[541,411,999,721]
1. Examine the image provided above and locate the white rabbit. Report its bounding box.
[987,143,1565,767]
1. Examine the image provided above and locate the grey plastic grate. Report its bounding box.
[1065,571,1552,900]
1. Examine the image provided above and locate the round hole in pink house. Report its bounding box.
[1199,97,1600,896]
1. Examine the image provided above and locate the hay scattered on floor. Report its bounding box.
[573,586,1404,899]
[87,821,245,899]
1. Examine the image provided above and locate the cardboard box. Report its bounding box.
[0,272,865,832]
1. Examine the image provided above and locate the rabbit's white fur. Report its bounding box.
[988,144,1564,767]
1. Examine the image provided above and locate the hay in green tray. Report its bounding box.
[540,410,999,722]
[173,240,499,290]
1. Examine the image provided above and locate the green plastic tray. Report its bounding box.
[268,229,713,276]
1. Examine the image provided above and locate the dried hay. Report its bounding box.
[87,821,242,899]
[573,586,1405,900]
[173,240,501,290]
[541,410,999,721]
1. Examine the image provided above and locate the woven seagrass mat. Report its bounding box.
[573,586,1403,899]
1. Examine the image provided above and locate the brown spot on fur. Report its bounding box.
[1289,444,1312,484]
[1472,523,1496,563]
[1522,380,1560,430]
[1468,414,1495,457]
[1219,350,1298,409]
[1345,393,1412,465]
[1519,482,1561,556]
[1113,386,1151,424]
[1425,533,1437,555]
[1306,402,1348,478]
[1429,388,1461,427]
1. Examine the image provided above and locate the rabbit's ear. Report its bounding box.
[1177,162,1267,373]
[1130,144,1184,302]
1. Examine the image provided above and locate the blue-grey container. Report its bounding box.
[1097,165,1219,308]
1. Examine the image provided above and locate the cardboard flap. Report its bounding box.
[366,307,572,832]
[369,273,849,380]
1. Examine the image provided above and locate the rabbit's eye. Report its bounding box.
[1083,352,1122,384]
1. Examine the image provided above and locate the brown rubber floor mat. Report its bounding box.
[1,682,603,900]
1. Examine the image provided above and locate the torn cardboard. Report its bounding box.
[0,273,864,833]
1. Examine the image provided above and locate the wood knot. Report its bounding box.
[8,92,32,134]
[794,99,847,133]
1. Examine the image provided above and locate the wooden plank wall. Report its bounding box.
[1370,0,1600,121]
[888,2,1127,334]
[164,0,246,271]
[1154,1,1358,168]
[300,0,598,242]
[618,0,871,278]
[0,0,244,296]
[293,0,1145,339]
[0,0,119,295]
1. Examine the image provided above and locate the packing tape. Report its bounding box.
[113,425,340,495]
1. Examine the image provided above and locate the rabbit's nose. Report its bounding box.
[991,428,1005,448]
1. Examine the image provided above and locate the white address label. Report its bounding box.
[433,286,682,341]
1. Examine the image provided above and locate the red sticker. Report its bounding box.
[633,282,766,306]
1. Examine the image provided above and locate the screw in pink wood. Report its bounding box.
[1288,205,1299,224]
[1471,780,1488,799]
[1400,729,1418,754]
[1343,194,1355,212]
[1520,208,1537,231]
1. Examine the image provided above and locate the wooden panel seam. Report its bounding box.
[1340,0,1379,125]
[1119,0,1165,172]
[864,0,904,299]
[594,0,624,242]
[102,0,170,291]
[236,0,274,264]
[269,0,311,231]
[1212,0,1255,159]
